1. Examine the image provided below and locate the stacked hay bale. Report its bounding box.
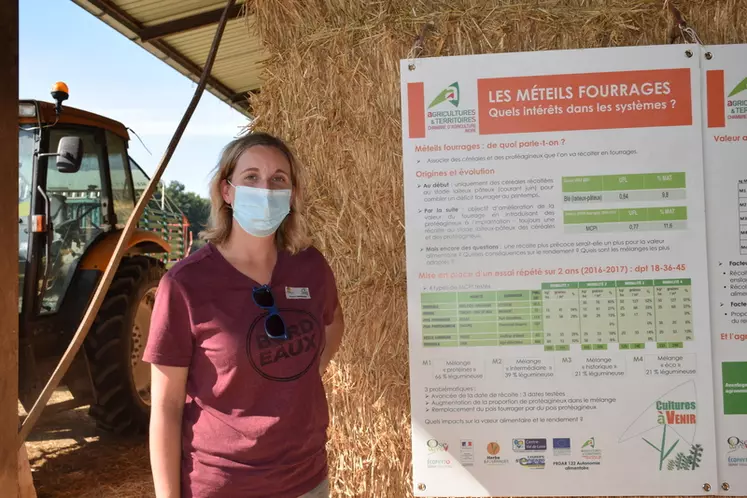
[247,1,746,496]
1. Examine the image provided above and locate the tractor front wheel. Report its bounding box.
[85,256,164,434]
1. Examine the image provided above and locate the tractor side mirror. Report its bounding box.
[56,137,83,173]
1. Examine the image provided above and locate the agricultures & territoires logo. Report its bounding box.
[429,82,460,109]
[727,77,747,121]
[581,437,602,460]
[426,81,476,134]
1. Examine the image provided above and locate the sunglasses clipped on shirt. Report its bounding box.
[252,285,288,340]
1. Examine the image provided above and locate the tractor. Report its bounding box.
[17,83,190,434]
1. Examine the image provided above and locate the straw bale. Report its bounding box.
[246,1,746,496]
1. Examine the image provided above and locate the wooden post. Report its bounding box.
[0,0,21,496]
[17,446,36,498]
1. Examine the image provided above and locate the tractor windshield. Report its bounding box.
[40,128,107,313]
[18,127,35,311]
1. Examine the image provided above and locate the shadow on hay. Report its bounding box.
[27,409,153,498]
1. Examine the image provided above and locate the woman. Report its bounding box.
[143,132,344,498]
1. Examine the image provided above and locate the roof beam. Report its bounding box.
[78,0,251,115]
[140,4,244,42]
[230,88,259,103]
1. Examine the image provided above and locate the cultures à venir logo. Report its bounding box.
[650,401,703,472]
[656,400,697,425]
[619,381,704,472]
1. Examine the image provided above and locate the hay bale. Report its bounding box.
[246,1,746,496]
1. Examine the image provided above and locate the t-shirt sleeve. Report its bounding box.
[142,273,193,367]
[321,256,340,326]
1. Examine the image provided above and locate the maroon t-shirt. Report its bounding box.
[142,243,338,498]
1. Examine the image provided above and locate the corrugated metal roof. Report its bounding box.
[70,0,264,117]
[120,0,228,25]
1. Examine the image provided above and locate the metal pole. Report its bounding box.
[18,0,238,446]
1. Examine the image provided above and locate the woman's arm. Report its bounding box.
[320,303,345,374]
[150,364,188,498]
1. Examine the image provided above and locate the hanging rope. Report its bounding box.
[665,0,704,46]
[407,23,433,71]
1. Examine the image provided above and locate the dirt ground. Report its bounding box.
[21,389,154,498]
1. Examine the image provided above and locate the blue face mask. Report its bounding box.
[228,181,291,238]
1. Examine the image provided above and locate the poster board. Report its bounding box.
[400,43,746,497]
[702,44,747,495]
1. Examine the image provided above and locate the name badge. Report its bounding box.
[285,287,311,299]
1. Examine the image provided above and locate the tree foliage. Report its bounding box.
[164,181,210,249]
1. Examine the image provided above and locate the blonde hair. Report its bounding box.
[199,132,311,254]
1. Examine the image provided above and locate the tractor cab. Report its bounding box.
[18,83,190,433]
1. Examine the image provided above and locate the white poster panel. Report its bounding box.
[401,44,718,496]
[702,44,747,495]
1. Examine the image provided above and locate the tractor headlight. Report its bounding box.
[19,103,36,117]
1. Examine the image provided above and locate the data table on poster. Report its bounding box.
[562,172,687,203]
[562,173,688,234]
[421,279,693,350]
[563,207,688,234]
[740,179,747,255]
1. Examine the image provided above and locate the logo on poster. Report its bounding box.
[727,77,747,121]
[727,436,747,451]
[485,442,509,466]
[727,436,747,467]
[655,400,697,425]
[553,438,571,456]
[619,380,702,472]
[427,457,452,468]
[581,437,602,460]
[427,439,449,453]
[516,456,546,469]
[459,439,474,466]
[513,438,547,452]
[426,81,476,133]
[426,439,452,468]
[429,82,460,109]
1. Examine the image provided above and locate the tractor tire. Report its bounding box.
[84,255,165,435]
